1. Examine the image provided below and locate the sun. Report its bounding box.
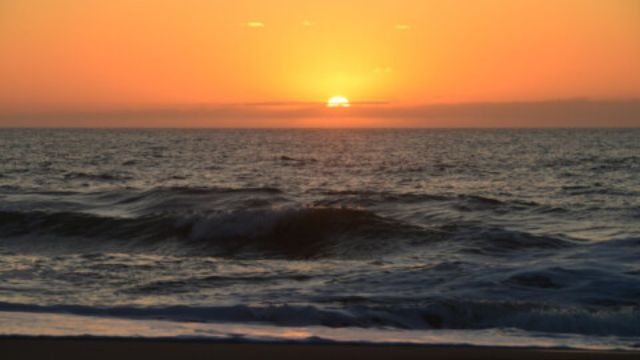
[327,96,351,108]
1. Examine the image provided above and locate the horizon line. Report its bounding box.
[1,98,639,128]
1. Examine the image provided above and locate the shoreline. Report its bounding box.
[2,338,638,359]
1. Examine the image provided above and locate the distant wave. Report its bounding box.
[443,225,577,254]
[63,171,134,182]
[316,189,563,213]
[0,185,284,196]
[0,185,577,216]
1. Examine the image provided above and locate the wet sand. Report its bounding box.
[1,338,638,359]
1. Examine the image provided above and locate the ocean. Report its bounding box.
[0,128,638,350]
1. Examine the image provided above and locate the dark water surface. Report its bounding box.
[0,129,639,348]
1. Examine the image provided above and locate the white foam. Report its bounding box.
[0,311,636,351]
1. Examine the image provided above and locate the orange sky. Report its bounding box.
[1,0,639,127]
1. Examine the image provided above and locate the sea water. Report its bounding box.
[0,129,638,349]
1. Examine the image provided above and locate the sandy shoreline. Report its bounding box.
[1,338,638,359]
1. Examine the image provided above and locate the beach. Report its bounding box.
[2,338,639,360]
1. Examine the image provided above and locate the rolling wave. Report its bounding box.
[0,206,435,258]
[0,203,585,258]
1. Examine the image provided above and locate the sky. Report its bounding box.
[1,0,639,127]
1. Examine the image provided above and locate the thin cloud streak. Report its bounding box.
[245,21,265,28]
[1,99,639,128]
[360,99,640,127]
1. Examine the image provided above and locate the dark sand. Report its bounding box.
[1,338,638,359]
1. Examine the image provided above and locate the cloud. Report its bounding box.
[350,99,640,127]
[395,24,410,31]
[245,21,265,28]
[302,20,314,27]
[2,99,639,128]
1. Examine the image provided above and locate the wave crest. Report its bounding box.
[0,206,433,258]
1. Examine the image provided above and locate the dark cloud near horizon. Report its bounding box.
[357,99,640,127]
[1,99,639,127]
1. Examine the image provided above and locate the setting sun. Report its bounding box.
[327,96,351,108]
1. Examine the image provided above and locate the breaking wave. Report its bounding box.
[0,206,435,258]
[0,206,583,259]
